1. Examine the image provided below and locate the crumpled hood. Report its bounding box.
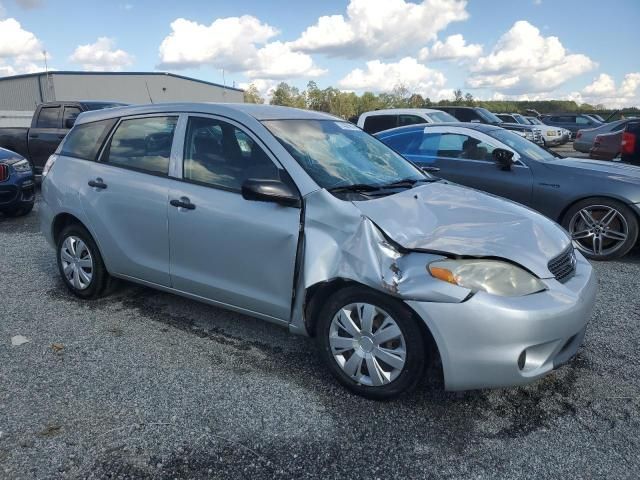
[353,182,571,278]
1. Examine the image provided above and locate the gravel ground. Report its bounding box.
[1,199,639,479]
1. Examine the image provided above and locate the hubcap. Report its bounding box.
[60,236,93,290]
[569,205,628,257]
[329,303,406,387]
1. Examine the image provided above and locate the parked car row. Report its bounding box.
[38,103,598,399]
[0,146,35,217]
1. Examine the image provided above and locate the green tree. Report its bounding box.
[243,84,264,104]
[271,82,305,108]
[453,89,464,104]
[464,92,475,106]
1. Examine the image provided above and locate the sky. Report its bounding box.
[0,0,639,107]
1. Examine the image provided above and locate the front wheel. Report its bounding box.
[563,198,639,260]
[316,286,427,399]
[56,224,111,299]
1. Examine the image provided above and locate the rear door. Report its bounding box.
[402,128,534,205]
[29,104,67,170]
[78,114,179,286]
[166,114,301,321]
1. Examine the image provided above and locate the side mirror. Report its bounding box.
[241,178,301,208]
[64,118,76,129]
[493,148,515,171]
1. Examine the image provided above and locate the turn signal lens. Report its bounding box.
[429,266,456,284]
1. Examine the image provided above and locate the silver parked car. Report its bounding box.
[40,103,596,399]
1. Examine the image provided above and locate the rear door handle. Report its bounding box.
[170,197,196,210]
[88,178,107,190]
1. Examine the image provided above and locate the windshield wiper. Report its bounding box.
[378,177,437,188]
[327,183,384,193]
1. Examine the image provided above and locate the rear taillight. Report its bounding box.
[576,131,582,139]
[42,154,57,178]
[593,135,602,147]
[621,132,636,155]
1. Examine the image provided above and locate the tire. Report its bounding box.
[316,286,427,400]
[56,224,111,299]
[3,203,34,217]
[562,197,639,260]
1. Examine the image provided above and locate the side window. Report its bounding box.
[382,131,423,154]
[103,116,177,175]
[63,107,82,128]
[434,134,495,161]
[60,119,117,161]
[362,115,398,134]
[36,107,61,128]
[398,115,426,127]
[416,133,442,156]
[455,109,474,122]
[576,116,590,125]
[183,116,280,191]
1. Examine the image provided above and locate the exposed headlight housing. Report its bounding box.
[11,158,31,172]
[42,154,57,177]
[428,259,546,297]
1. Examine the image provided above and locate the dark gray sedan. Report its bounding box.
[376,123,640,260]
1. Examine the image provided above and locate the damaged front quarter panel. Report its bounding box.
[289,189,470,335]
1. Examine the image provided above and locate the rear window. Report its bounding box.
[60,119,117,161]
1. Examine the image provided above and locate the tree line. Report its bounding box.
[243,81,639,120]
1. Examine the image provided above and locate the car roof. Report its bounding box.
[374,122,503,136]
[75,102,341,125]
[360,108,450,117]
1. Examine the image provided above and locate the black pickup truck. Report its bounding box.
[0,101,126,174]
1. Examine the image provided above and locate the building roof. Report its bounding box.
[0,71,244,93]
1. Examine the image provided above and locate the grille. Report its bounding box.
[533,128,542,143]
[548,245,577,283]
[0,163,8,182]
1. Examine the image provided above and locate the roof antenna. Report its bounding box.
[145,80,154,104]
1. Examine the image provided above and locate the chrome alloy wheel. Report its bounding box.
[329,303,407,387]
[569,205,629,257]
[60,236,94,290]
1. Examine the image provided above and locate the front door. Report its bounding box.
[79,114,179,286]
[29,104,67,171]
[167,115,301,321]
[405,131,534,206]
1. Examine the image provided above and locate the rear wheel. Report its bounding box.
[563,198,638,260]
[316,286,427,399]
[56,224,111,299]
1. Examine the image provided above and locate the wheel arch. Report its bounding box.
[51,212,111,270]
[303,278,443,371]
[557,194,640,227]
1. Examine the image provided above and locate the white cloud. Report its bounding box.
[338,57,451,99]
[158,15,324,80]
[69,37,133,71]
[467,21,596,94]
[159,16,277,71]
[0,17,44,76]
[247,41,326,79]
[577,73,640,108]
[291,0,469,58]
[419,34,482,61]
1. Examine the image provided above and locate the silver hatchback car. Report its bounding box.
[40,103,596,399]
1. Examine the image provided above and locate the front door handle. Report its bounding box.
[88,178,107,189]
[29,133,39,139]
[170,197,196,210]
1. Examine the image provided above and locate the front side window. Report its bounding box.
[490,129,555,162]
[425,111,457,123]
[103,116,177,175]
[264,120,424,190]
[36,107,61,128]
[60,119,117,161]
[183,116,280,191]
[398,115,426,127]
[576,116,590,125]
[63,107,82,127]
[431,133,495,161]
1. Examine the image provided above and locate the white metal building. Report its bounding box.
[0,71,245,123]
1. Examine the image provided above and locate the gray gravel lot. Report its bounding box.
[1,198,639,479]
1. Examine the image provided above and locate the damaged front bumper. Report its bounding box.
[406,255,596,391]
